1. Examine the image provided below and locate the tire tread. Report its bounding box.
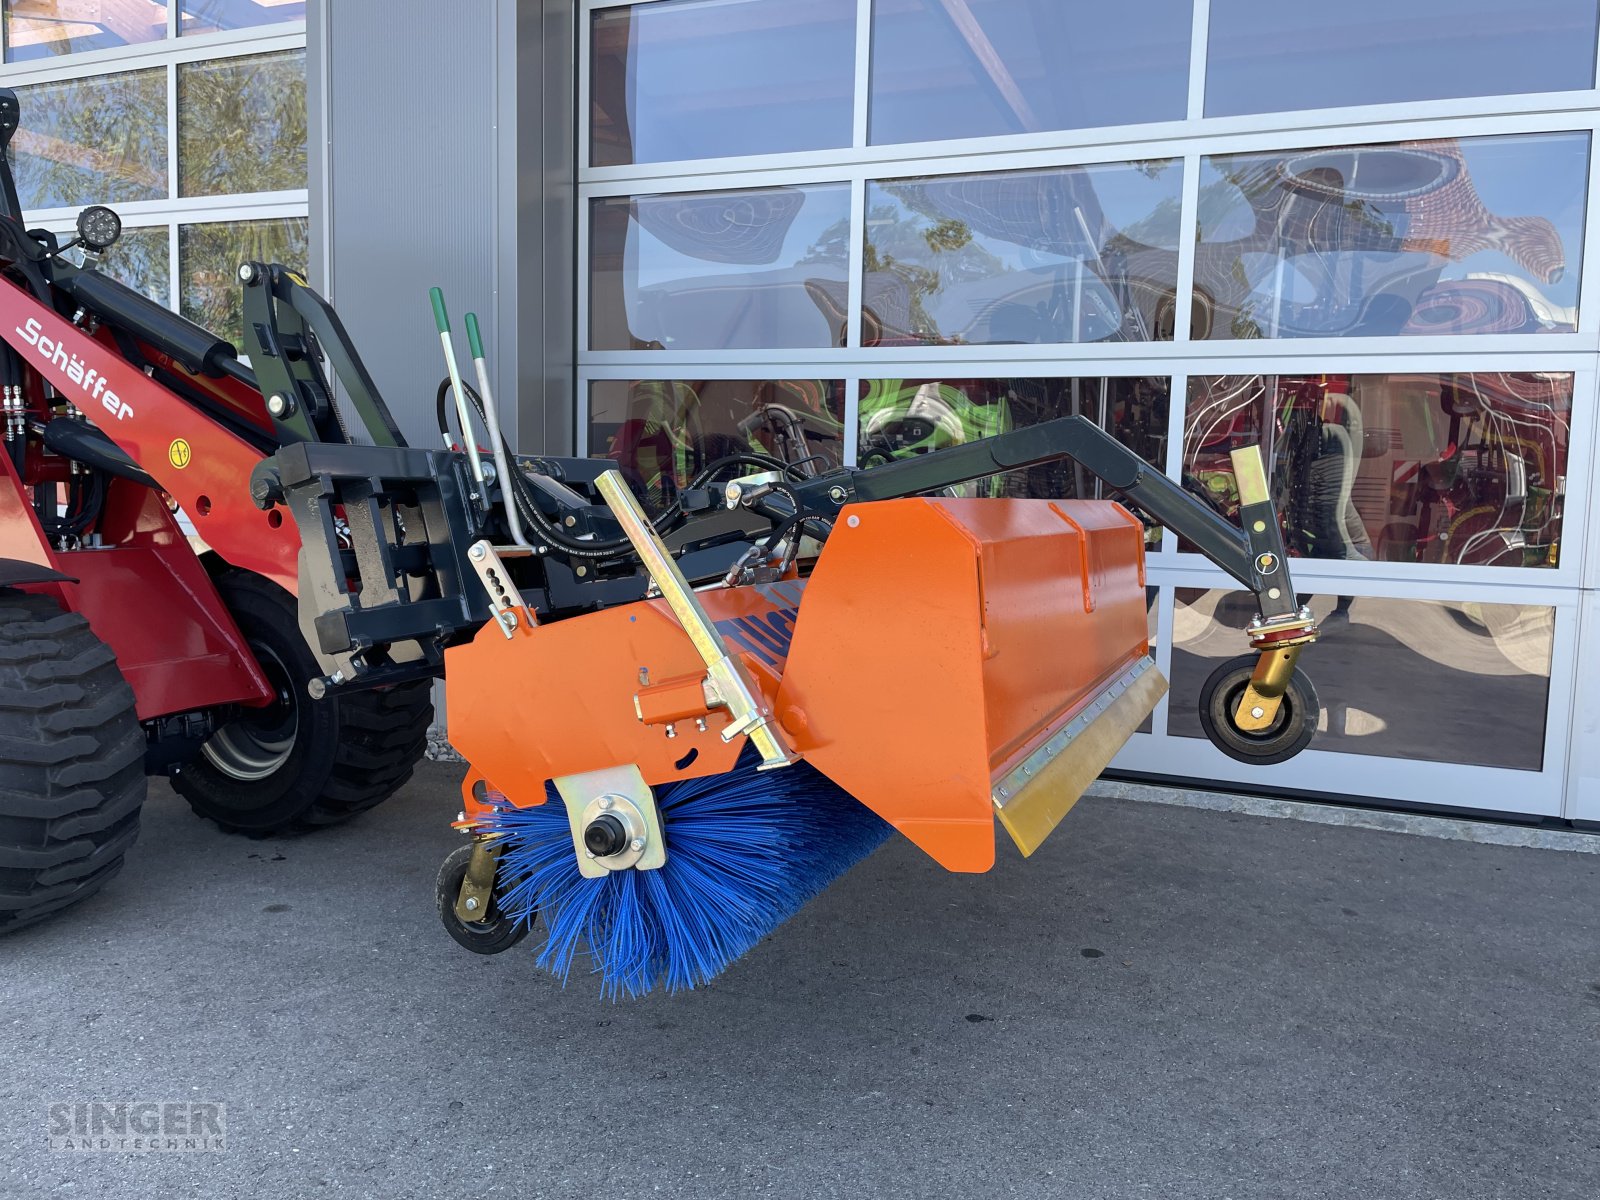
[0,589,145,933]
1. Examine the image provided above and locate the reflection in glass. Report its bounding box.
[11,71,167,210]
[179,0,303,33]
[863,162,1183,347]
[1195,133,1590,340]
[178,51,307,197]
[1184,373,1572,569]
[870,0,1190,145]
[859,375,1168,519]
[591,0,854,167]
[589,185,851,351]
[94,225,170,304]
[3,0,166,61]
[1170,590,1553,771]
[1206,0,1600,118]
[589,379,847,514]
[180,217,307,348]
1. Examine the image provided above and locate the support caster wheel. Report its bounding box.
[1197,654,1319,766]
[436,844,530,955]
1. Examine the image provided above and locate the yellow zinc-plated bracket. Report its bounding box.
[594,470,797,772]
[1228,445,1319,732]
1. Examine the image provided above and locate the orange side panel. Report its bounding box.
[777,498,1149,873]
[445,579,807,809]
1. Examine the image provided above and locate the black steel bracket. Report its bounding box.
[239,262,409,449]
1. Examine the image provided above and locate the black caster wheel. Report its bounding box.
[1197,654,1320,766]
[436,844,530,955]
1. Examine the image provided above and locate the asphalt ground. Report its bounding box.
[3,761,1598,1199]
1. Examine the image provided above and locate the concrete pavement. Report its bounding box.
[3,762,1598,1199]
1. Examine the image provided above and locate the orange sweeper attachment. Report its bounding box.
[254,292,1323,997]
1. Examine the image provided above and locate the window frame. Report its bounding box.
[571,0,1600,818]
[0,19,308,316]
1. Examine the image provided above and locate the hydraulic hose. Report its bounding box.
[433,376,798,560]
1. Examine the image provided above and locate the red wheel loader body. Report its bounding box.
[0,275,295,720]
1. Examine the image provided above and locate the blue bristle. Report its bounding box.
[481,747,892,998]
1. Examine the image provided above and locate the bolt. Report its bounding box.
[470,544,486,560]
[598,796,613,810]
[266,393,293,418]
[847,515,860,528]
[464,896,480,912]
[629,838,645,852]
[457,811,466,823]
[695,718,707,732]
[564,515,576,528]
[498,611,518,631]
[665,724,677,739]
[828,485,847,504]
[1250,706,1265,720]
[238,262,257,284]
[576,565,588,577]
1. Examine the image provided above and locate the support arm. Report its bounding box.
[795,415,1321,730]
[805,414,1306,626]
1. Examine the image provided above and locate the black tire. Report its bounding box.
[1197,653,1320,766]
[171,571,432,836]
[436,843,530,955]
[0,588,145,935]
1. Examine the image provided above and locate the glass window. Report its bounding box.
[178,50,307,197]
[179,216,307,347]
[1170,589,1554,770]
[3,0,166,62]
[870,0,1191,146]
[1195,133,1590,340]
[1184,373,1572,569]
[863,161,1183,347]
[94,224,171,304]
[1206,0,1600,118]
[179,0,303,34]
[589,184,851,351]
[859,375,1168,522]
[11,70,167,211]
[589,379,848,514]
[590,0,855,168]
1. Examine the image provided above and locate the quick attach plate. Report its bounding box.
[552,764,666,879]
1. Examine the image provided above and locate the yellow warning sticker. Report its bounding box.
[168,438,192,469]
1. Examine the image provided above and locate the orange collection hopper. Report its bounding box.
[446,496,1166,873]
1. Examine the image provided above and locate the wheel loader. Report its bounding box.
[0,87,1321,993]
[0,90,431,931]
